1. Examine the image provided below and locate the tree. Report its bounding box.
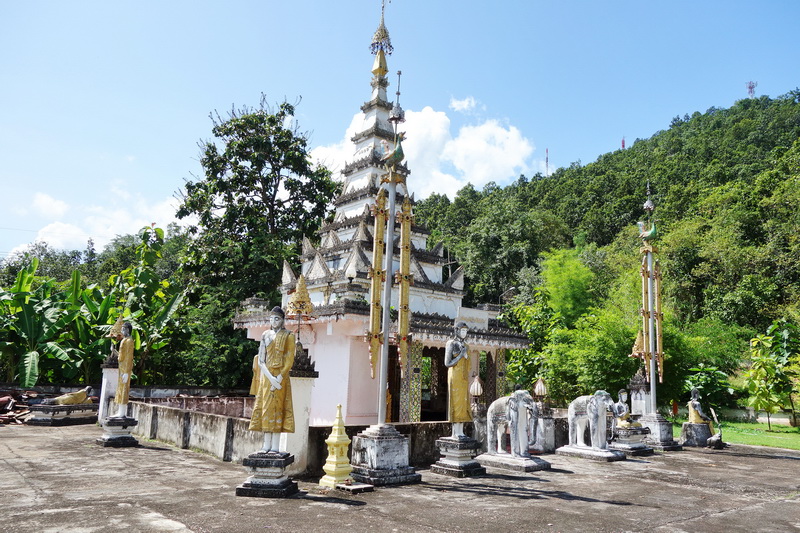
[176,98,339,301]
[173,98,339,388]
[744,334,783,430]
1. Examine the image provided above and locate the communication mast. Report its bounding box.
[746,81,758,98]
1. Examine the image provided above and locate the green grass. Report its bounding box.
[671,417,800,450]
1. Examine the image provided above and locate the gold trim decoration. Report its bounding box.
[287,274,314,318]
[367,188,388,379]
[395,195,413,376]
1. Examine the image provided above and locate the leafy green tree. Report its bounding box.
[173,98,339,388]
[744,334,783,430]
[0,260,76,386]
[109,226,186,385]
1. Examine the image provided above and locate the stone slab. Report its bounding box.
[681,422,713,447]
[430,461,486,477]
[475,453,551,472]
[335,482,374,494]
[96,435,139,448]
[608,442,655,456]
[555,445,626,462]
[350,464,421,486]
[236,478,299,498]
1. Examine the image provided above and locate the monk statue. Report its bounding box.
[444,320,472,438]
[113,322,135,418]
[687,388,714,435]
[249,306,296,454]
[611,389,641,434]
[42,386,93,405]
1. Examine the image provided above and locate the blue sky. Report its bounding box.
[1,0,798,259]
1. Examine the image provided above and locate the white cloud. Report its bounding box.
[33,221,90,251]
[441,120,534,187]
[449,96,478,113]
[311,106,536,201]
[32,192,69,218]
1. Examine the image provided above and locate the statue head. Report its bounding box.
[270,306,285,330]
[454,320,468,340]
[618,389,628,403]
[121,322,132,337]
[690,387,700,400]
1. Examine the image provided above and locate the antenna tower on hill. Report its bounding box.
[746,81,758,98]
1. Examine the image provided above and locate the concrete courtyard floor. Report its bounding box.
[1,423,799,533]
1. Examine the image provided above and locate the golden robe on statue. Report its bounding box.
[249,329,296,433]
[114,336,134,405]
[447,344,472,423]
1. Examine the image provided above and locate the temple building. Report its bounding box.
[234,11,527,427]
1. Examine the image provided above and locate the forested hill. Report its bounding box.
[415,90,800,331]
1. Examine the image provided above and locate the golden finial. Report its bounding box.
[287,275,314,318]
[107,316,124,338]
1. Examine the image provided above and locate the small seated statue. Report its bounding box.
[612,389,641,433]
[687,388,714,435]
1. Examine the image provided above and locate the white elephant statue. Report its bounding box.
[568,390,615,450]
[486,389,538,457]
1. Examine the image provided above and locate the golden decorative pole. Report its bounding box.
[368,190,387,379]
[395,195,413,376]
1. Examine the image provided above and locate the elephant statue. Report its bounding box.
[486,389,538,458]
[568,390,615,450]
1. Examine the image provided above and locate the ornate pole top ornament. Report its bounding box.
[287,275,314,318]
[637,180,658,244]
[370,0,394,56]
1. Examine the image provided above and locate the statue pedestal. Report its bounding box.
[27,404,98,426]
[97,416,139,447]
[680,423,713,447]
[555,445,626,462]
[609,427,654,456]
[475,453,551,472]
[98,364,119,421]
[350,424,421,486]
[531,415,556,453]
[640,413,682,451]
[431,436,486,478]
[236,452,299,498]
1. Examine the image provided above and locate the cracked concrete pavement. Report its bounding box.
[1,423,799,532]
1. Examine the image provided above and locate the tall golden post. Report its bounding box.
[395,196,414,376]
[368,189,388,378]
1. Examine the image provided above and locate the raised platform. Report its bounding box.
[27,403,98,426]
[475,453,551,472]
[350,424,421,486]
[430,436,486,478]
[555,445,626,462]
[609,426,654,456]
[236,451,299,498]
[97,416,139,447]
[680,422,713,447]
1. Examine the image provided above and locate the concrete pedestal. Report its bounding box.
[609,427,654,456]
[531,415,556,453]
[640,413,682,451]
[350,424,421,486]
[555,445,626,462]
[236,452,299,498]
[279,376,314,476]
[97,417,139,447]
[27,404,98,426]
[431,436,486,478]
[98,365,119,422]
[680,422,713,447]
[475,453,551,472]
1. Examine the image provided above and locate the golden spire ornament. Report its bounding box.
[287,274,314,318]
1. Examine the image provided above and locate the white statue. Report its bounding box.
[567,390,615,450]
[486,389,538,457]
